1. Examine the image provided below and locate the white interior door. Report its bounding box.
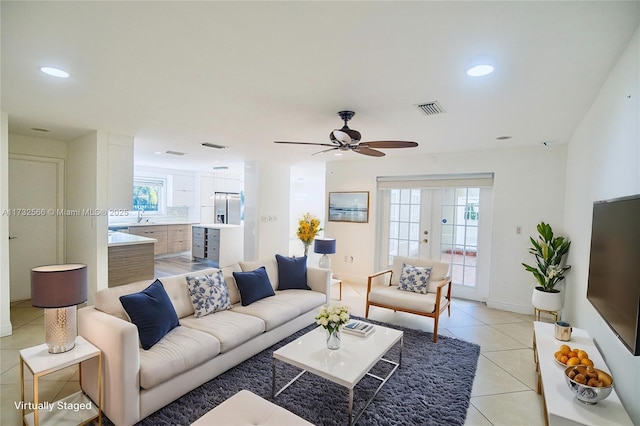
[9,155,64,301]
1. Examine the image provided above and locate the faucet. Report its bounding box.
[137,207,144,223]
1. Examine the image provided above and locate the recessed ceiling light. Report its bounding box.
[40,67,70,78]
[334,152,343,156]
[466,65,494,77]
[154,151,162,155]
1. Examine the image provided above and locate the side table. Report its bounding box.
[19,336,102,426]
[331,277,342,300]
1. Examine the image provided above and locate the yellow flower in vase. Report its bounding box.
[297,212,322,256]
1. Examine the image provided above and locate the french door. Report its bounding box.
[378,186,490,301]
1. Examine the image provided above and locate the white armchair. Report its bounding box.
[365,256,452,342]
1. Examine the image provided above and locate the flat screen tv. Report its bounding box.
[587,194,640,356]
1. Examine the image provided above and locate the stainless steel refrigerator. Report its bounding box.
[214,192,241,224]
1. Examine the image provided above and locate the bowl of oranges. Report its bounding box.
[554,344,594,367]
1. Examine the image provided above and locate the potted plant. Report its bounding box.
[522,222,572,312]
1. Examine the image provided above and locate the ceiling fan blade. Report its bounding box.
[332,130,352,144]
[354,146,385,157]
[312,147,339,156]
[274,141,337,147]
[359,141,419,148]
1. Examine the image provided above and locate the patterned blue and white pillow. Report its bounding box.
[186,270,232,318]
[398,263,432,294]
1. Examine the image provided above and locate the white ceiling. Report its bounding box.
[2,1,638,173]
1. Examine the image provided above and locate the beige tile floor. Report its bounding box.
[1,281,551,426]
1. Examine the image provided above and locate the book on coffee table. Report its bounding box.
[342,320,375,337]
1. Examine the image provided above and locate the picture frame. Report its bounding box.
[328,191,369,223]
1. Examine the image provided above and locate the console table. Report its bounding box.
[532,322,632,426]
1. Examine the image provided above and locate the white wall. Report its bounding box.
[562,27,640,423]
[0,111,11,336]
[325,144,567,314]
[243,161,291,261]
[289,162,326,263]
[66,131,109,303]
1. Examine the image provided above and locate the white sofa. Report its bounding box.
[78,258,330,426]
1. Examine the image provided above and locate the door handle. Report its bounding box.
[422,239,429,243]
[9,236,17,240]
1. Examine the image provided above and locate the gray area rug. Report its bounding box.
[118,317,480,425]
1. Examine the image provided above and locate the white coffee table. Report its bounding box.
[272,324,403,425]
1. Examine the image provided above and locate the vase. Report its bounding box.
[326,328,341,350]
[532,286,563,312]
[303,244,309,257]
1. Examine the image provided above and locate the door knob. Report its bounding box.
[423,230,429,235]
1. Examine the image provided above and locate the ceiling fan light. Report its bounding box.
[466,64,494,77]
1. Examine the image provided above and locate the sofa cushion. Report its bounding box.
[239,259,279,290]
[221,265,242,305]
[139,326,220,389]
[186,271,232,318]
[275,254,310,290]
[232,291,323,331]
[180,310,265,353]
[398,264,432,294]
[119,280,180,350]
[233,267,276,306]
[368,284,449,314]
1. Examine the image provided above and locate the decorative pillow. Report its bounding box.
[119,280,179,350]
[233,267,276,306]
[398,264,433,294]
[185,270,232,318]
[275,254,310,290]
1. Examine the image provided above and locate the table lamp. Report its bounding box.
[31,264,87,353]
[314,238,336,270]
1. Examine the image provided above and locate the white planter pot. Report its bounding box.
[532,286,563,312]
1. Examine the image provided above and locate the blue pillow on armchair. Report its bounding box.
[233,266,276,306]
[119,280,179,350]
[275,254,310,290]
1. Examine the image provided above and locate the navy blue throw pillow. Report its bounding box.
[233,267,275,306]
[119,280,179,350]
[275,254,310,290]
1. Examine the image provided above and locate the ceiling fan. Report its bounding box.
[274,111,418,157]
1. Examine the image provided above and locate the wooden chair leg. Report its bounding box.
[365,302,370,318]
[432,316,439,343]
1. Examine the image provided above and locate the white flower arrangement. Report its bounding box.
[315,305,350,334]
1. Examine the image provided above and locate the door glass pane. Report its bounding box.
[384,187,421,268]
[409,241,419,258]
[390,189,400,203]
[409,223,419,240]
[399,204,410,222]
[389,222,399,238]
[399,222,409,240]
[400,189,410,204]
[439,187,481,288]
[390,204,399,221]
[410,189,421,204]
[410,205,420,222]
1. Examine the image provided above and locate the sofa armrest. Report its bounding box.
[306,266,331,302]
[78,306,141,426]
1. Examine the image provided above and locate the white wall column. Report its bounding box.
[0,110,12,336]
[244,161,291,261]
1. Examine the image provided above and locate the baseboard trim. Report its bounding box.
[1,321,13,337]
[332,272,366,285]
[486,299,538,316]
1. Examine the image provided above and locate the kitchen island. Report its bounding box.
[191,224,243,267]
[108,232,156,287]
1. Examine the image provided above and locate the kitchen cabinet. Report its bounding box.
[169,174,196,207]
[128,225,168,255]
[192,225,243,267]
[167,224,191,253]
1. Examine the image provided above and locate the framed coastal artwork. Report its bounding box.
[328,191,369,223]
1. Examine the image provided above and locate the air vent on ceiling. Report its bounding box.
[416,101,446,116]
[201,143,228,149]
[165,150,186,156]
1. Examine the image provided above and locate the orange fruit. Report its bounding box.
[567,351,578,359]
[554,351,562,359]
[567,357,580,366]
[581,358,594,367]
[559,345,571,355]
[560,355,569,364]
[578,350,589,360]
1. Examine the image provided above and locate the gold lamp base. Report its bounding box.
[44,306,77,353]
